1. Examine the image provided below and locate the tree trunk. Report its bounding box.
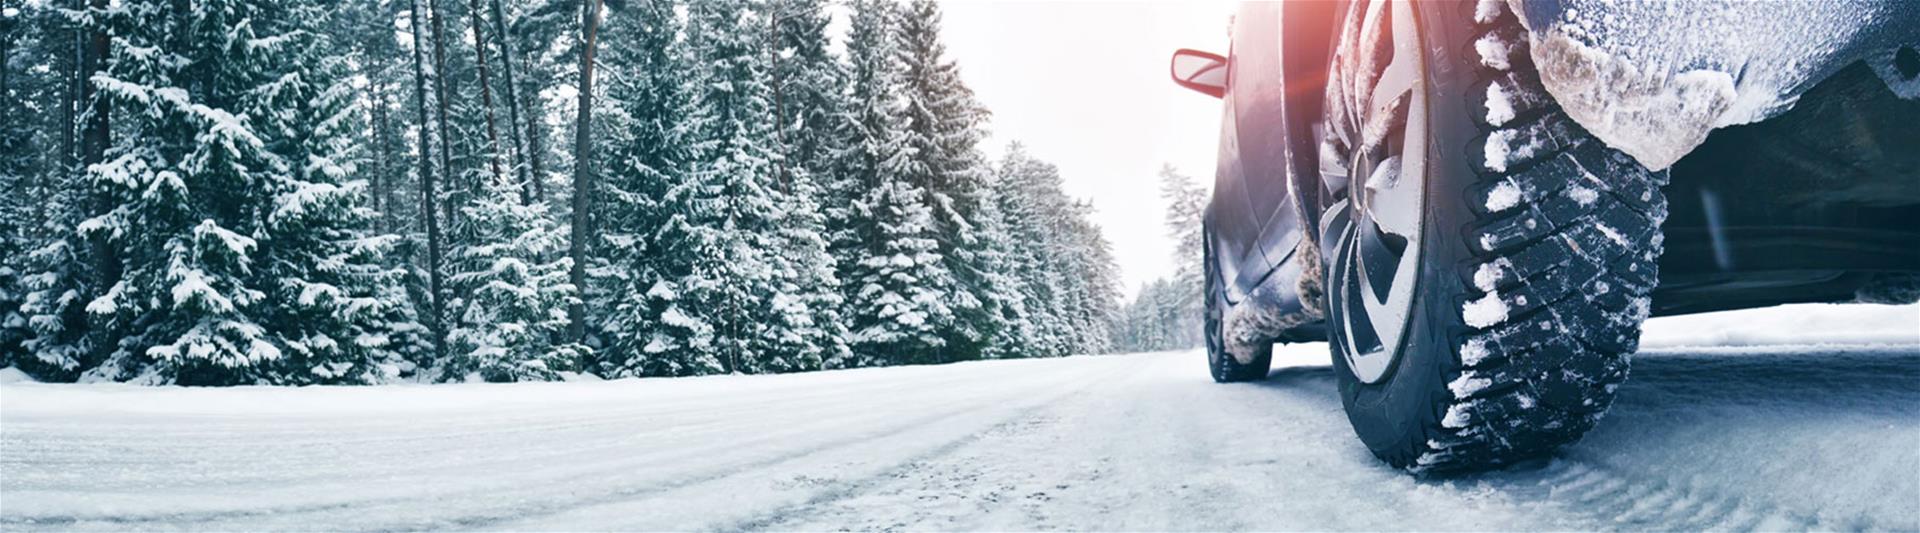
[81,0,115,359]
[568,0,604,343]
[487,0,537,203]
[409,0,447,356]
[370,75,398,233]
[61,0,80,175]
[427,0,459,230]
[521,46,549,203]
[464,0,505,187]
[1,15,13,108]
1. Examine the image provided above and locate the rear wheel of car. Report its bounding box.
[1318,0,1670,472]
[1204,222,1273,383]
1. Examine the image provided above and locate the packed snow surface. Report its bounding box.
[2,304,1916,531]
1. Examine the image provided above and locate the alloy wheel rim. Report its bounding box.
[1324,0,1428,385]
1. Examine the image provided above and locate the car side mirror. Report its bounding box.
[1169,48,1228,98]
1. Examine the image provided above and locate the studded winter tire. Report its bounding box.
[1318,0,1669,472]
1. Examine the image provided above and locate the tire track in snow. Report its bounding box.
[1457,344,1920,531]
[1,360,1123,530]
[492,356,1143,531]
[714,364,1131,532]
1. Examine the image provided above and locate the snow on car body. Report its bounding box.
[1168,0,1919,472]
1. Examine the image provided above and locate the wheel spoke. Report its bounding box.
[1364,156,1421,238]
[1332,0,1427,385]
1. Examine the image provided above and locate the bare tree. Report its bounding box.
[568,0,604,342]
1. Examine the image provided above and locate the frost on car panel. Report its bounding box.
[1512,0,1920,170]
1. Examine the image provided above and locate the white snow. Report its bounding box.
[1565,185,1599,206]
[1,305,1915,530]
[1442,401,1476,428]
[1473,258,1513,292]
[1593,222,1630,246]
[1642,303,1920,349]
[1485,180,1522,212]
[1484,81,1517,126]
[1475,34,1513,71]
[1463,290,1511,328]
[1483,129,1517,173]
[1474,0,1505,24]
[1520,1,1900,170]
[1460,338,1493,366]
[0,366,34,383]
[1448,372,1492,398]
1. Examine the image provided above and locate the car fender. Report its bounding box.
[1510,0,1920,170]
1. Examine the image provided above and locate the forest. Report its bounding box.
[0,0,1132,385]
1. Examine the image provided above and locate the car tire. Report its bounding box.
[1204,222,1273,383]
[1318,0,1670,472]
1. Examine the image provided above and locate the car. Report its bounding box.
[1168,0,1920,472]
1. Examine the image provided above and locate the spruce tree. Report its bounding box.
[1159,164,1207,348]
[887,0,1006,362]
[253,2,426,384]
[764,0,853,371]
[837,0,957,366]
[76,0,412,384]
[442,177,585,382]
[591,0,691,377]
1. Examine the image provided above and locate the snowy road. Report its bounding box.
[3,304,1917,531]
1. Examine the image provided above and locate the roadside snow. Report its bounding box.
[1642,302,1920,348]
[1,305,1915,531]
[0,366,34,384]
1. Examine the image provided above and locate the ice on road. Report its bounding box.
[3,304,1917,531]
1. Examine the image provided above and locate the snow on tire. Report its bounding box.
[1322,0,1669,473]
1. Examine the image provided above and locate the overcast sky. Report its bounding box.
[936,0,1237,297]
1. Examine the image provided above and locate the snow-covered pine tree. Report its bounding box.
[14,188,99,379]
[1059,204,1122,353]
[76,0,282,384]
[74,0,411,384]
[0,0,34,364]
[836,0,957,367]
[993,145,1067,357]
[894,0,1012,363]
[251,1,427,384]
[991,144,1121,357]
[764,0,853,371]
[972,179,1039,360]
[9,0,105,380]
[1158,164,1207,348]
[592,0,692,377]
[644,0,844,375]
[441,176,585,382]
